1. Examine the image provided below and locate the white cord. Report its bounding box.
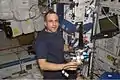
[62,70,69,77]
[101,7,119,29]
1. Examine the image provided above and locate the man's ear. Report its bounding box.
[44,22,47,27]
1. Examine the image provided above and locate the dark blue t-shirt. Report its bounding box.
[35,30,65,79]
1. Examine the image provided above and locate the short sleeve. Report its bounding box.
[35,40,48,59]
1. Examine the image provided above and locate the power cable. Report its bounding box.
[101,6,119,29]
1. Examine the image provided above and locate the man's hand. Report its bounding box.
[64,44,69,51]
[63,61,82,70]
[64,44,73,52]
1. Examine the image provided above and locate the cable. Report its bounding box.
[62,65,70,78]
[116,34,120,57]
[10,0,39,21]
[92,72,100,78]
[33,0,57,20]
[1,0,58,21]
[62,70,69,78]
[61,64,78,78]
[15,48,23,74]
[101,6,119,29]
[0,46,28,56]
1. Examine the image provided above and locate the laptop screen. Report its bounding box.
[99,15,119,33]
[91,15,119,40]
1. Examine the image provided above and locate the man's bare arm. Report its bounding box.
[38,59,80,71]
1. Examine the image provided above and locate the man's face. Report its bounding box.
[44,13,59,32]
